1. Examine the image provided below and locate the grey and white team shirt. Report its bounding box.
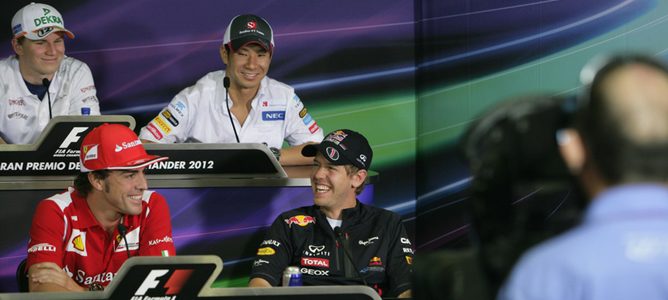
[139,71,323,149]
[0,55,100,144]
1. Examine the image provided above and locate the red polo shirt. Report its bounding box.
[26,187,175,287]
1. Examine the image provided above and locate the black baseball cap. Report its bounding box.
[302,129,373,170]
[223,14,274,52]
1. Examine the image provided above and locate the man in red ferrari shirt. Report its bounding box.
[25,123,175,292]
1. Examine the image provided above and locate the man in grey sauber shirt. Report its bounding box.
[0,2,100,144]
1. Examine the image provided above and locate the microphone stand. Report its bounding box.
[42,78,52,119]
[223,76,240,143]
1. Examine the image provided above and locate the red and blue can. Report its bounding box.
[282,266,302,286]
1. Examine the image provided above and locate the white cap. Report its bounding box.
[12,2,74,40]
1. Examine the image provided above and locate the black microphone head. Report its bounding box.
[223,76,230,89]
[334,226,342,237]
[42,78,50,87]
[117,222,127,235]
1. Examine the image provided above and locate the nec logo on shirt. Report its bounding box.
[262,111,285,121]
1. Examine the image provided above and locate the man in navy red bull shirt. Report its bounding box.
[249,129,413,298]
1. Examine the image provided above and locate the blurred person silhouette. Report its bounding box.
[499,54,668,300]
[414,93,584,300]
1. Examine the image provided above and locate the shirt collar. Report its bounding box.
[585,184,668,224]
[249,76,268,110]
[221,71,268,110]
[72,188,102,229]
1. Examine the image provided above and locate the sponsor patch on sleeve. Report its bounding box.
[299,108,308,118]
[257,247,276,256]
[161,109,180,127]
[308,122,320,134]
[302,113,313,125]
[28,243,56,253]
[169,100,187,117]
[152,116,172,134]
[146,123,163,140]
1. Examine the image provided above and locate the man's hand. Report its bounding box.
[398,289,412,298]
[29,262,85,292]
[279,143,316,166]
[248,277,272,288]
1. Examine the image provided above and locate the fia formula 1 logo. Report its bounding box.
[132,269,193,299]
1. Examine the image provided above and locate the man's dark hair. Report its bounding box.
[577,54,668,184]
[73,170,110,197]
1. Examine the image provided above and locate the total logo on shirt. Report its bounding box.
[301,257,330,268]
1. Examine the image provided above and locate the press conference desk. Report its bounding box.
[0,256,382,300]
[0,116,377,292]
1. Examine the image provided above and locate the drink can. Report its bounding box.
[282,266,302,286]
[81,107,91,116]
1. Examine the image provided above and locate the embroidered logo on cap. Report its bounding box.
[83,145,98,161]
[326,147,339,161]
[36,27,54,38]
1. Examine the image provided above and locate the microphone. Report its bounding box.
[334,227,368,286]
[42,78,52,119]
[223,76,240,143]
[117,222,132,259]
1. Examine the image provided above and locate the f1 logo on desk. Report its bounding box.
[59,127,89,149]
[132,269,193,300]
[53,127,89,158]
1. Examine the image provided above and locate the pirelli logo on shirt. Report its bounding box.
[28,243,56,253]
[152,116,172,134]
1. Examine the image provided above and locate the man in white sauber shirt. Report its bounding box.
[0,3,100,145]
[139,14,323,166]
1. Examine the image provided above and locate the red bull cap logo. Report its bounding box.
[284,215,316,227]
